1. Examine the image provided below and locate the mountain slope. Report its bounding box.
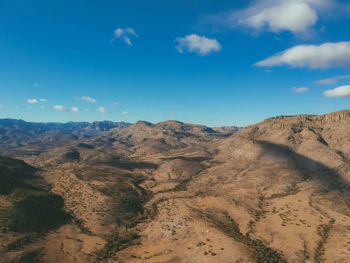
[0,156,70,263]
[115,110,350,263]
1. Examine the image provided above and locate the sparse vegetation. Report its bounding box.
[71,214,91,234]
[173,166,203,192]
[268,183,300,199]
[6,233,42,251]
[90,171,151,259]
[193,209,287,263]
[174,178,192,191]
[315,218,335,263]
[11,248,44,263]
[247,220,256,235]
[95,231,140,260]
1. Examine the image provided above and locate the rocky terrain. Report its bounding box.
[0,110,349,263]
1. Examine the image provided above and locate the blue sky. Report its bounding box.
[0,0,349,127]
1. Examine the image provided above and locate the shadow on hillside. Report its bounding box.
[0,156,71,234]
[257,140,350,193]
[101,159,159,170]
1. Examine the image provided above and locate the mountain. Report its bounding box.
[212,126,242,136]
[114,110,350,263]
[0,111,349,263]
[0,119,130,157]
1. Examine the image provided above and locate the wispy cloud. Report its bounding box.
[315,75,350,85]
[292,87,309,93]
[176,34,221,55]
[39,98,47,102]
[71,107,80,113]
[324,85,350,98]
[122,111,128,115]
[255,42,350,69]
[112,27,138,46]
[33,82,39,87]
[27,99,38,104]
[81,96,97,103]
[98,107,111,113]
[53,105,69,112]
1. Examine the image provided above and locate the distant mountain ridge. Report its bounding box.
[0,118,130,133]
[0,118,239,158]
[0,119,131,156]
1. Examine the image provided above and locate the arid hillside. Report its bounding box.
[0,110,349,263]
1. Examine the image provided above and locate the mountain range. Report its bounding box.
[0,110,349,263]
[0,119,130,157]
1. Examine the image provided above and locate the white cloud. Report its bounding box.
[112,102,119,106]
[176,34,221,55]
[315,75,350,85]
[81,96,97,103]
[292,87,309,93]
[33,82,38,87]
[71,107,80,113]
[112,27,138,46]
[215,0,333,36]
[122,36,132,46]
[114,28,124,38]
[27,98,47,104]
[98,107,111,113]
[324,85,350,98]
[40,106,45,109]
[27,99,38,104]
[255,42,350,69]
[53,105,69,112]
[240,2,317,35]
[126,28,138,36]
[122,111,128,115]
